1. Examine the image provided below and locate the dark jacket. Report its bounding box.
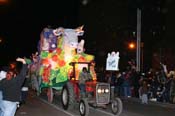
[0,64,28,102]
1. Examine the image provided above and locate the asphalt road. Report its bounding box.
[122,98,175,116]
[16,95,71,116]
[16,91,175,116]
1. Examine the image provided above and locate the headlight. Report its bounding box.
[97,88,109,93]
[105,89,109,93]
[97,89,102,93]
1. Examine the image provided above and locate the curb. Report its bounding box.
[120,97,175,109]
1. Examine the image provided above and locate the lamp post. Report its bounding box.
[141,42,144,72]
[136,8,141,72]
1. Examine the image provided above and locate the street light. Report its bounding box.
[128,42,136,50]
[126,42,136,64]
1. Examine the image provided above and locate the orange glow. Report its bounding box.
[129,42,135,49]
[0,0,9,4]
[92,77,97,81]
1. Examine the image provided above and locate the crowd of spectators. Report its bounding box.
[97,61,175,104]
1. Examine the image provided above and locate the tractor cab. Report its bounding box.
[69,62,91,81]
[68,62,97,98]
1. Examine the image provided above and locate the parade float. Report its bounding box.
[33,26,122,116]
[38,26,96,89]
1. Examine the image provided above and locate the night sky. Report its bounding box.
[0,0,80,65]
[0,0,175,70]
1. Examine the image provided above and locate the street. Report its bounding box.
[16,91,175,116]
[15,94,71,116]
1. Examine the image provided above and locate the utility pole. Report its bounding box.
[136,8,141,72]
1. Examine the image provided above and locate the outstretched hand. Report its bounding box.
[16,57,26,64]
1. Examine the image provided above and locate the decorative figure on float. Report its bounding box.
[106,51,120,71]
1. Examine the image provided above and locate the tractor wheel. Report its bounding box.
[61,82,75,110]
[47,87,53,103]
[111,97,123,116]
[79,98,89,116]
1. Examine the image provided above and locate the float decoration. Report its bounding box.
[106,51,120,71]
[37,26,96,88]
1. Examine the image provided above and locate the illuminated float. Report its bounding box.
[34,26,122,116]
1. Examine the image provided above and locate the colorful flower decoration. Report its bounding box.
[38,27,96,88]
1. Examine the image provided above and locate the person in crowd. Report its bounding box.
[130,69,140,98]
[108,72,116,98]
[109,72,116,86]
[163,76,172,102]
[78,67,92,97]
[169,71,175,103]
[150,74,160,100]
[114,72,124,97]
[103,71,111,83]
[0,70,7,116]
[20,72,30,104]
[0,57,29,116]
[122,70,132,98]
[29,52,40,96]
[0,70,7,99]
[140,80,148,104]
[164,68,175,103]
[8,61,18,77]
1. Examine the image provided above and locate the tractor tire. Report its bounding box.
[111,97,123,116]
[79,98,89,116]
[61,82,75,110]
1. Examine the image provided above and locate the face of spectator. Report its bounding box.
[6,71,16,80]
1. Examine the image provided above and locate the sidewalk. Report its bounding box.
[121,97,175,109]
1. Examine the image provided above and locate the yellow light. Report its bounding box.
[97,89,102,93]
[105,89,109,93]
[129,43,135,49]
[92,77,97,81]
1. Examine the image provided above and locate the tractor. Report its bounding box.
[60,61,123,116]
[31,26,123,116]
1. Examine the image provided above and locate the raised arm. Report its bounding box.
[16,58,28,81]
